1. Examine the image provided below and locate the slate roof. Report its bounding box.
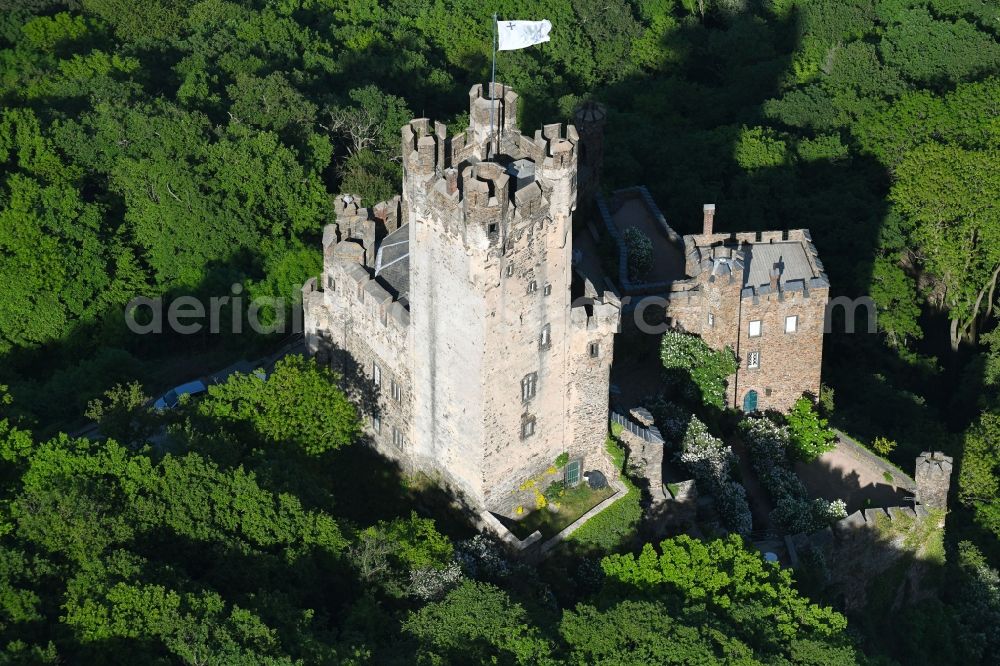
[742,241,816,288]
[375,224,410,303]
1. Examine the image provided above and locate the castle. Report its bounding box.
[303,84,620,513]
[303,83,829,513]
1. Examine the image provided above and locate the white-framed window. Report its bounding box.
[392,427,404,448]
[543,283,552,296]
[707,312,715,328]
[521,415,536,439]
[540,324,551,349]
[521,373,537,402]
[785,315,798,333]
[373,363,381,387]
[588,342,600,358]
[390,379,401,402]
[372,413,381,433]
[748,320,762,337]
[747,351,760,369]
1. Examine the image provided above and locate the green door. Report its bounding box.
[743,390,758,413]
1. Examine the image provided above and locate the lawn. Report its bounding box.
[506,482,615,540]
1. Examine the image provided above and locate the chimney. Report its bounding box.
[769,267,780,291]
[702,204,716,237]
[444,168,458,195]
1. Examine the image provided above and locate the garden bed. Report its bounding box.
[501,483,615,540]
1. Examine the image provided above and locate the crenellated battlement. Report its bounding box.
[325,194,403,268]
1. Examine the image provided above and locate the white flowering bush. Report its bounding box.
[408,562,463,601]
[740,416,848,533]
[716,481,754,535]
[645,398,689,441]
[455,534,512,580]
[659,331,738,409]
[674,414,752,535]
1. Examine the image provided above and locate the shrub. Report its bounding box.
[873,436,897,457]
[674,415,752,535]
[623,227,653,280]
[786,397,836,462]
[741,416,845,533]
[659,331,738,409]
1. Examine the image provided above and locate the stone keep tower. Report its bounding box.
[402,84,618,511]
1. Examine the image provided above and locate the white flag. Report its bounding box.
[496,19,552,51]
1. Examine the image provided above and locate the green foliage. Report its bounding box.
[879,9,1000,87]
[872,436,898,457]
[560,599,745,665]
[623,227,653,281]
[959,411,1000,538]
[567,436,641,552]
[734,125,788,169]
[402,581,556,665]
[659,331,738,409]
[196,355,359,456]
[84,381,155,446]
[891,143,1000,348]
[787,397,837,462]
[554,452,569,468]
[600,535,855,661]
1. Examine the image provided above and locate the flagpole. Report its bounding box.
[489,12,497,161]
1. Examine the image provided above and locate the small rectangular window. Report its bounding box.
[488,223,498,237]
[540,324,551,349]
[521,373,537,402]
[543,283,552,296]
[372,413,381,433]
[747,351,760,369]
[521,416,536,439]
[392,427,403,448]
[748,320,762,337]
[707,313,715,328]
[373,363,381,386]
[391,379,401,402]
[527,280,537,294]
[785,315,798,333]
[588,342,600,358]
[327,275,336,291]
[506,264,514,277]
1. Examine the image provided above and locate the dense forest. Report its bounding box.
[1,0,999,663]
